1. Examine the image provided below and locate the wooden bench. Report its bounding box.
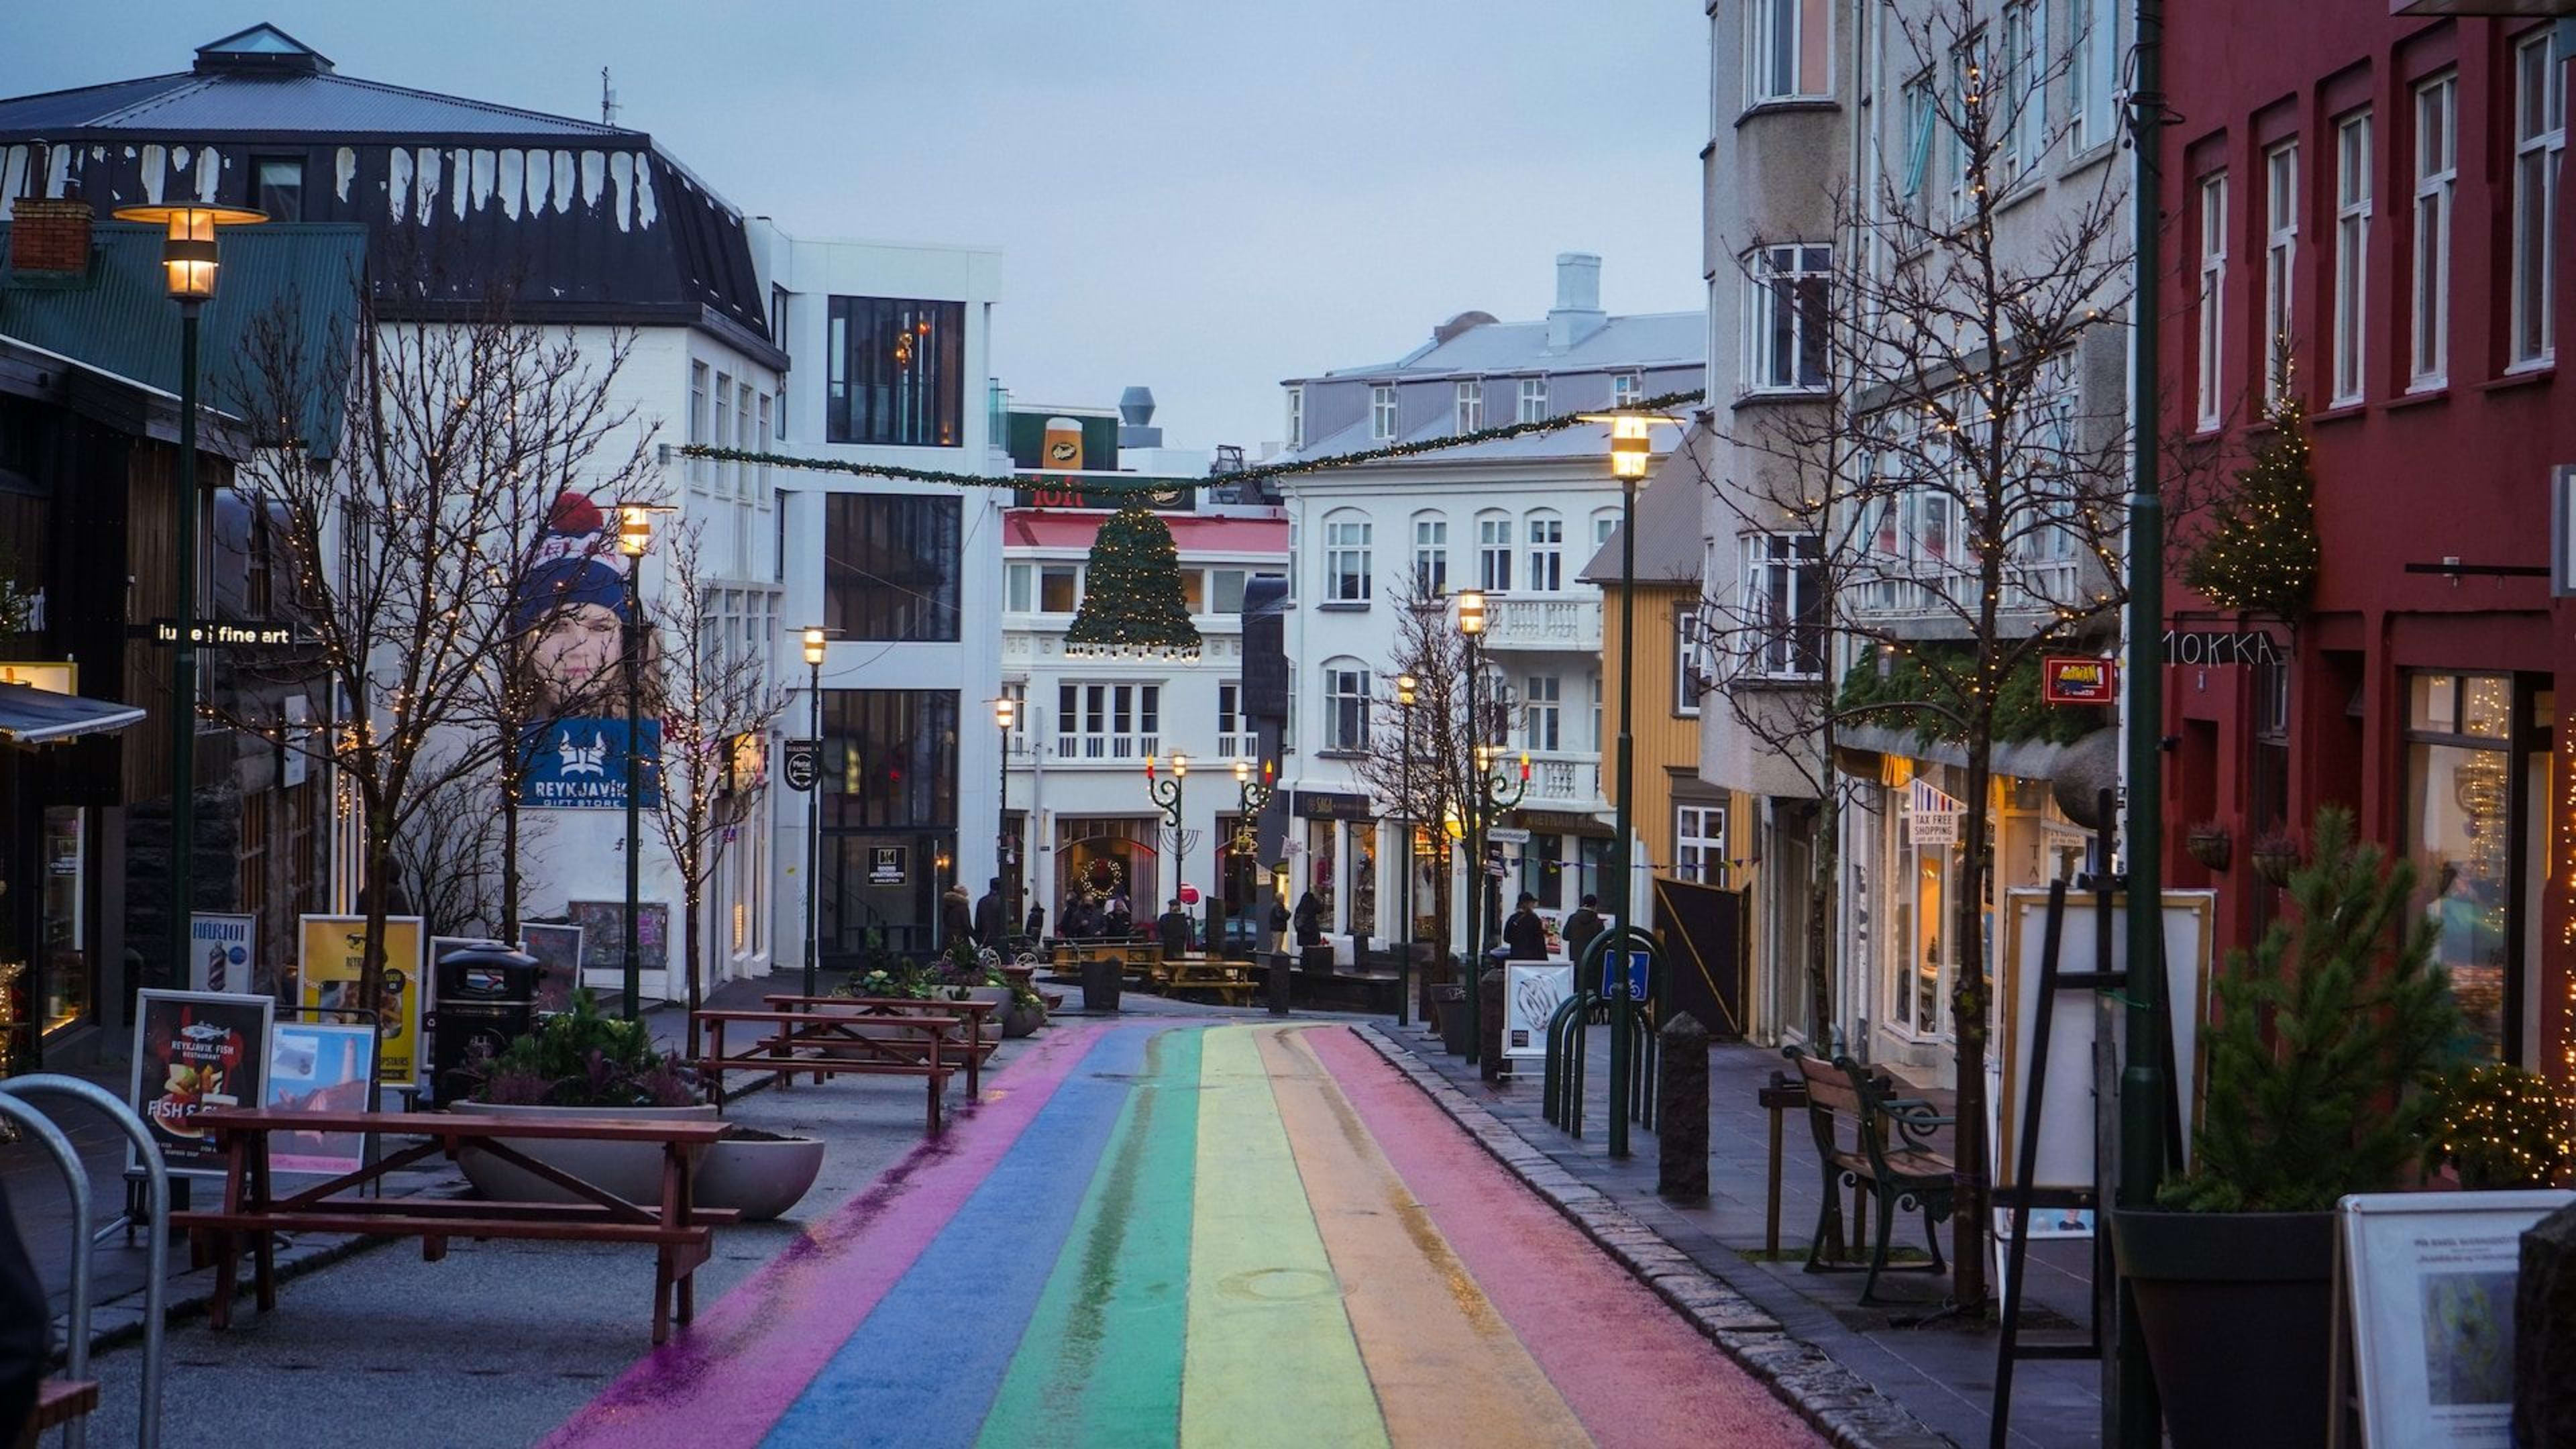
[173,1108,735,1344]
[18,1378,99,1448]
[1048,940,1162,984]
[695,1008,959,1132]
[1786,1049,1956,1303]
[761,994,998,1095]
[1162,956,1258,1006]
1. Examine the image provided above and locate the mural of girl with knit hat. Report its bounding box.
[514,489,655,717]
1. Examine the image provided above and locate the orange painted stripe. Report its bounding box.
[1257,1028,1592,1449]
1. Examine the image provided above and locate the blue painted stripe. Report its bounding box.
[759,1024,1152,1449]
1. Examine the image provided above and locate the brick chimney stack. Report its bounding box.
[9,197,95,275]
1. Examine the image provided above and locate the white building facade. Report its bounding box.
[1275,254,1701,962]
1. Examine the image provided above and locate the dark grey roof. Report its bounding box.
[1578,431,1707,585]
[1310,311,1704,382]
[0,68,635,142]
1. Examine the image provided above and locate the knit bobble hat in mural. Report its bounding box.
[513,490,631,633]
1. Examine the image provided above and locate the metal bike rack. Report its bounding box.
[1,1074,171,1449]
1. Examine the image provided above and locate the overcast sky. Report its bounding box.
[5,1,1710,453]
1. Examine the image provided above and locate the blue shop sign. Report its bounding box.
[519,718,662,809]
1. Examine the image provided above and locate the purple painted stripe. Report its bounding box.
[539,1022,1114,1449]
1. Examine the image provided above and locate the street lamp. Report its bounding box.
[802,627,827,999]
[1583,409,1676,1157]
[994,694,1015,951]
[1453,589,1506,1063]
[614,504,661,1020]
[1395,672,1419,1026]
[1146,753,1187,944]
[112,201,265,987]
[1230,757,1276,959]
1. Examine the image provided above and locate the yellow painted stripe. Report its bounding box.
[1260,1028,1595,1449]
[1181,1026,1388,1449]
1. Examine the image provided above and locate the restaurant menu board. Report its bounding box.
[297,914,425,1087]
[520,923,584,1016]
[128,990,274,1178]
[2340,1189,2575,1448]
[264,1022,377,1177]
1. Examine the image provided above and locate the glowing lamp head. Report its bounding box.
[1609,414,1654,479]
[616,505,655,558]
[994,696,1015,729]
[1456,590,1487,637]
[1233,759,1250,784]
[113,203,266,302]
[802,627,826,666]
[1397,672,1419,708]
[1172,753,1189,780]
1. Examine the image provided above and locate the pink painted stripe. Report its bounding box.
[540,1022,1114,1449]
[1303,1027,1825,1449]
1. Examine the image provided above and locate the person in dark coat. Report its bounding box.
[1102,898,1134,939]
[1025,902,1047,942]
[1158,898,1193,957]
[1564,894,1605,964]
[1503,892,1551,960]
[1061,896,1096,941]
[941,883,975,951]
[0,1180,45,1442]
[1293,890,1325,947]
[1269,900,1292,953]
[973,877,1006,948]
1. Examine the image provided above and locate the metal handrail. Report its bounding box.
[1,1075,170,1449]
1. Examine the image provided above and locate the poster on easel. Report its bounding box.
[520,922,584,1016]
[187,912,256,994]
[127,989,273,1178]
[1996,889,2215,1191]
[296,914,425,1087]
[2332,1190,2573,1448]
[264,1021,377,1176]
[1503,963,1574,1061]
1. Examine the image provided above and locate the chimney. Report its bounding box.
[1547,252,1605,350]
[8,196,93,277]
[1118,385,1164,448]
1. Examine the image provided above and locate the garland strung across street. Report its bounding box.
[674,388,1706,492]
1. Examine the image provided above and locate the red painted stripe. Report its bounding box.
[540,1022,1114,1449]
[1303,1028,1825,1449]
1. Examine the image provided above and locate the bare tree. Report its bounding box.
[218,285,657,1017]
[647,521,790,1053]
[1348,574,1519,990]
[389,757,543,939]
[1693,0,2147,1312]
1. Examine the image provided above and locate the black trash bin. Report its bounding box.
[1438,984,1472,1056]
[433,943,541,1100]
[1081,953,1122,1013]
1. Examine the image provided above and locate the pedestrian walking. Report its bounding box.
[1158,898,1193,957]
[941,883,975,951]
[1564,894,1605,963]
[1024,902,1047,943]
[1503,892,1550,961]
[973,876,1006,948]
[1293,890,1325,947]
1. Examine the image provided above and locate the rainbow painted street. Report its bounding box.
[542,1022,1821,1449]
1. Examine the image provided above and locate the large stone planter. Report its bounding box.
[2112,1208,2336,1449]
[455,1102,824,1222]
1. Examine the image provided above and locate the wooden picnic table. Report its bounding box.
[172,1108,735,1345]
[1159,955,1259,1006]
[696,1006,963,1132]
[761,994,1000,1095]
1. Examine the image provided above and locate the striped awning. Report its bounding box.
[0,681,146,745]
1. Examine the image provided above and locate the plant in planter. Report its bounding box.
[2249,830,2304,888]
[2118,806,2461,1449]
[2184,820,2233,872]
[2426,1063,2573,1191]
[465,989,696,1108]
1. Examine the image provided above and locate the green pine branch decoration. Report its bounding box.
[2182,387,2322,620]
[1065,504,1202,659]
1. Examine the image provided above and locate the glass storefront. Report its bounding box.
[40,805,86,1035]
[1347,822,1377,940]
[2403,673,2528,1062]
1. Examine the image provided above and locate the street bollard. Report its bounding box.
[1479,967,1507,1083]
[1657,1011,1710,1201]
[1267,953,1292,1016]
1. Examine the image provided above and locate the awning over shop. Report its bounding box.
[0,682,148,745]
[1835,723,2108,783]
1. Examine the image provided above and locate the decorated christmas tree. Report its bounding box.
[1065,502,1203,659]
[2183,377,2322,620]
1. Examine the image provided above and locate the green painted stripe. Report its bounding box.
[978,1026,1203,1449]
[1181,1028,1389,1449]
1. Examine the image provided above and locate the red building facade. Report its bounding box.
[2161,3,2574,1069]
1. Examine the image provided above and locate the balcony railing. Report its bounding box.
[1055,731,1161,763]
[1851,559,2086,620]
[1483,597,1601,651]
[1518,750,1603,808]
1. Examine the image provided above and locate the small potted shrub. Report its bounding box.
[458,989,822,1221]
[2184,820,2233,872]
[2249,830,2304,887]
[2113,807,2461,1449]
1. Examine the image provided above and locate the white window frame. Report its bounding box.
[2196,173,2228,429]
[1324,515,1372,603]
[1516,376,1548,423]
[1610,373,1642,409]
[2332,113,2371,406]
[1593,510,1618,549]
[2412,72,2457,390]
[1369,384,1397,441]
[1455,379,1483,433]
[1742,532,1825,680]
[1675,612,1706,717]
[1523,674,1562,752]
[1743,244,1833,394]
[1675,804,1727,885]
[1285,385,1305,448]
[1525,512,1564,592]
[1323,661,1372,752]
[2263,142,2298,403]
[1413,515,1449,596]
[2068,0,2117,156]
[1218,680,1251,759]
[2512,31,2565,370]
[2000,1,2047,177]
[1746,0,1831,107]
[1899,74,1935,212]
[1005,561,1032,612]
[1949,36,1989,223]
[1056,682,1162,762]
[1477,513,1514,592]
